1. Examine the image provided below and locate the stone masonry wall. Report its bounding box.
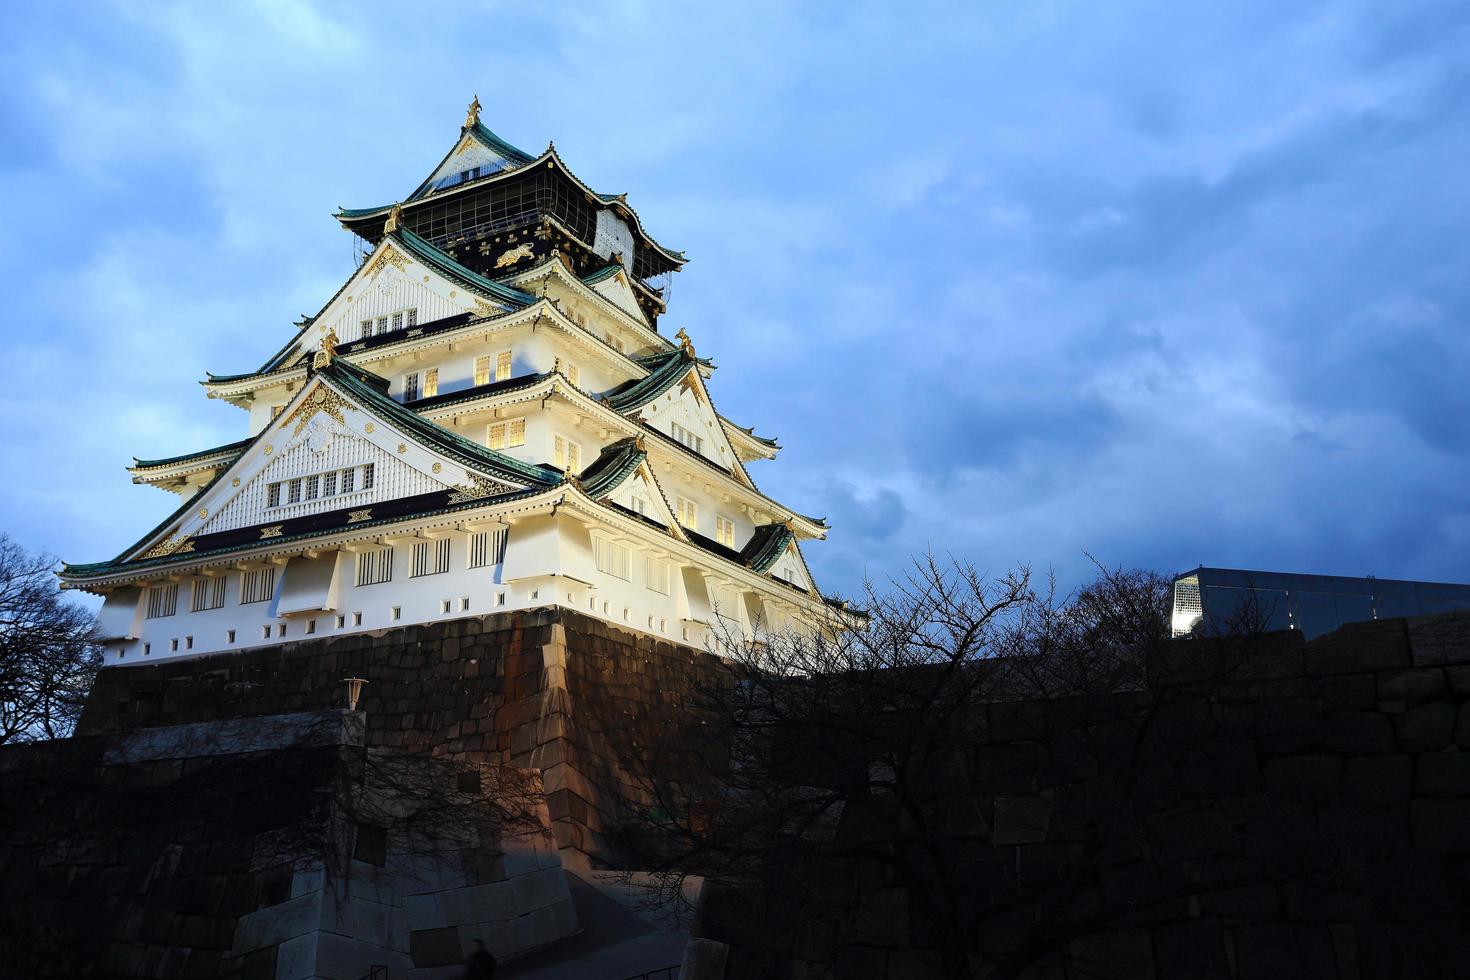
[702,613,1470,980]
[79,607,723,868]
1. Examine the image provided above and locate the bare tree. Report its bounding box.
[0,533,102,743]
[612,556,1309,980]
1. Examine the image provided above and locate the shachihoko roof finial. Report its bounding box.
[312,328,339,369]
[675,328,696,358]
[464,94,481,130]
[383,202,404,234]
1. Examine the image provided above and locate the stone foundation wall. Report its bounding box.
[78,607,722,867]
[701,613,1470,980]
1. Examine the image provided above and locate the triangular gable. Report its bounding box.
[296,237,515,357]
[408,123,536,202]
[639,368,753,486]
[584,265,651,327]
[769,540,816,592]
[599,459,685,538]
[124,370,537,562]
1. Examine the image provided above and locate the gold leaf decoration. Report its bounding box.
[259,525,284,539]
[447,474,501,504]
[347,508,373,524]
[142,531,193,560]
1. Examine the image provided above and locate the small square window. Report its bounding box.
[460,597,470,611]
[227,629,236,644]
[170,638,179,652]
[441,600,451,614]
[277,623,286,637]
[262,625,271,640]
[496,592,506,607]
[391,606,401,621]
[353,612,362,626]
[143,643,150,655]
[185,636,193,650]
[306,619,316,635]
[336,615,345,629]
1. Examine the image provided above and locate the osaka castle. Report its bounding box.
[62,99,840,665]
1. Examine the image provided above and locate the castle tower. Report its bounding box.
[62,100,836,665]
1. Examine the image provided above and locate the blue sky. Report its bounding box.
[3,0,1468,601]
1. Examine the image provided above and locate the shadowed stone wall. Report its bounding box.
[698,613,1470,980]
[78,607,722,868]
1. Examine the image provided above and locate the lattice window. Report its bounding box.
[716,515,735,548]
[240,567,276,605]
[190,576,227,612]
[594,537,631,580]
[410,538,451,577]
[145,584,178,619]
[645,557,670,595]
[355,547,394,587]
[468,528,508,568]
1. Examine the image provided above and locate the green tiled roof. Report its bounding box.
[391,229,536,308]
[64,359,559,579]
[601,350,705,411]
[741,523,796,573]
[133,438,251,470]
[577,438,646,498]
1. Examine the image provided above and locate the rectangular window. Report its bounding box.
[361,318,373,338]
[496,350,512,381]
[716,515,735,548]
[267,483,281,508]
[646,557,670,595]
[553,357,579,386]
[407,308,418,327]
[190,576,227,612]
[606,332,625,352]
[410,538,451,577]
[468,528,508,568]
[323,471,337,496]
[240,567,276,604]
[404,372,420,402]
[554,436,581,473]
[488,423,506,450]
[630,496,647,516]
[376,316,388,335]
[593,538,631,580]
[362,463,375,490]
[474,355,491,386]
[145,584,178,619]
[672,423,704,455]
[508,418,525,446]
[676,496,697,529]
[287,479,302,504]
[391,312,403,332]
[341,467,356,494]
[227,629,236,644]
[305,475,320,500]
[423,368,438,398]
[355,546,394,587]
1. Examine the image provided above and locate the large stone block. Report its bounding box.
[1377,667,1446,701]
[1303,619,1410,676]
[993,796,1053,844]
[1411,799,1470,853]
[1341,755,1412,807]
[1152,919,1231,980]
[1319,711,1397,755]
[1230,923,1337,980]
[1397,702,1457,752]
[1417,752,1470,797]
[1407,612,1470,666]
[1263,755,1342,802]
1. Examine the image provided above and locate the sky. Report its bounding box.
[2,0,1468,603]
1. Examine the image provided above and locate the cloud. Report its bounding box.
[2,0,1468,602]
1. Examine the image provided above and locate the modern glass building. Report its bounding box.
[1170,567,1470,640]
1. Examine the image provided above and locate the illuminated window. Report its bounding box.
[676,496,697,530]
[594,538,631,580]
[489,419,526,450]
[474,355,491,386]
[404,372,420,401]
[554,436,581,473]
[645,557,670,595]
[423,368,438,398]
[716,515,735,548]
[496,350,512,381]
[672,422,704,454]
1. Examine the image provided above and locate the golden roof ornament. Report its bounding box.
[383,201,404,234]
[675,328,696,358]
[464,94,481,130]
[312,328,339,369]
